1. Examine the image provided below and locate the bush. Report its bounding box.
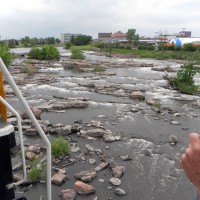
[28,45,60,60]
[138,45,145,50]
[177,82,198,95]
[28,47,42,59]
[174,46,181,51]
[138,45,155,50]
[70,48,84,60]
[21,65,38,75]
[28,159,46,181]
[183,43,197,52]
[65,41,72,49]
[169,63,200,94]
[0,44,13,67]
[147,46,155,50]
[51,136,70,158]
[93,65,105,72]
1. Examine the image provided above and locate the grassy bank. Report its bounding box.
[110,48,200,61]
[70,45,98,51]
[68,45,200,61]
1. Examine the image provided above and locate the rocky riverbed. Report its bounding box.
[6,48,200,200]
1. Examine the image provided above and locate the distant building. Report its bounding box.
[98,32,112,43]
[170,37,200,46]
[177,31,192,37]
[61,33,80,43]
[111,31,126,41]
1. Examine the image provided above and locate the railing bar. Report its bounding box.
[0,58,51,200]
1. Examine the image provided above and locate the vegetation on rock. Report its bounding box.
[168,63,200,95]
[0,44,13,67]
[28,158,46,182]
[70,48,84,60]
[51,136,70,158]
[28,45,60,60]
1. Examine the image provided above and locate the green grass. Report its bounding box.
[21,65,38,75]
[153,101,161,110]
[71,45,98,51]
[65,44,200,61]
[70,48,84,60]
[101,48,199,61]
[51,136,70,158]
[93,65,106,72]
[28,158,46,182]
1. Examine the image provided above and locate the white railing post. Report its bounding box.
[0,58,52,200]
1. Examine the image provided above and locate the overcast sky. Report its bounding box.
[1,0,200,40]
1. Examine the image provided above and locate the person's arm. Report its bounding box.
[180,133,200,196]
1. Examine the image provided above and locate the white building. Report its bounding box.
[170,37,200,46]
[61,33,80,43]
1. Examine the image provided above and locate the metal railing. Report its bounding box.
[0,96,26,188]
[0,58,52,200]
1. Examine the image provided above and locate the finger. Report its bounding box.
[189,133,200,145]
[180,154,198,185]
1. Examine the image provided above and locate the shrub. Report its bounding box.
[147,46,155,50]
[138,45,145,50]
[138,45,155,50]
[28,45,60,60]
[51,136,70,158]
[168,63,200,94]
[95,42,105,49]
[0,44,13,67]
[93,65,105,72]
[70,48,84,60]
[21,65,38,75]
[28,159,46,181]
[153,101,161,110]
[65,41,72,49]
[176,82,198,95]
[174,46,181,51]
[28,47,42,59]
[183,43,197,52]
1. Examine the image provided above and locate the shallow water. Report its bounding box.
[9,49,200,200]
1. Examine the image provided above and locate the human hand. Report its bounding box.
[180,133,200,193]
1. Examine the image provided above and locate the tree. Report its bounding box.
[0,44,13,67]
[126,29,139,46]
[8,39,18,48]
[70,35,76,45]
[70,34,92,46]
[30,37,38,46]
[21,36,30,47]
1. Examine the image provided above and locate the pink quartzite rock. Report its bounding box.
[59,189,76,200]
[94,162,109,172]
[74,170,96,182]
[74,181,95,194]
[51,173,66,185]
[31,107,42,119]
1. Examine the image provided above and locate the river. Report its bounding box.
[10,47,200,200]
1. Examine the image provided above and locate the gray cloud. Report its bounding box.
[0,0,200,39]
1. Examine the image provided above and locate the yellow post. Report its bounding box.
[0,70,7,121]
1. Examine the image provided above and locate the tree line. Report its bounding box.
[0,36,61,48]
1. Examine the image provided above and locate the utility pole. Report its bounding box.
[181,28,186,46]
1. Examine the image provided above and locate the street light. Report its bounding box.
[154,32,159,46]
[181,28,186,46]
